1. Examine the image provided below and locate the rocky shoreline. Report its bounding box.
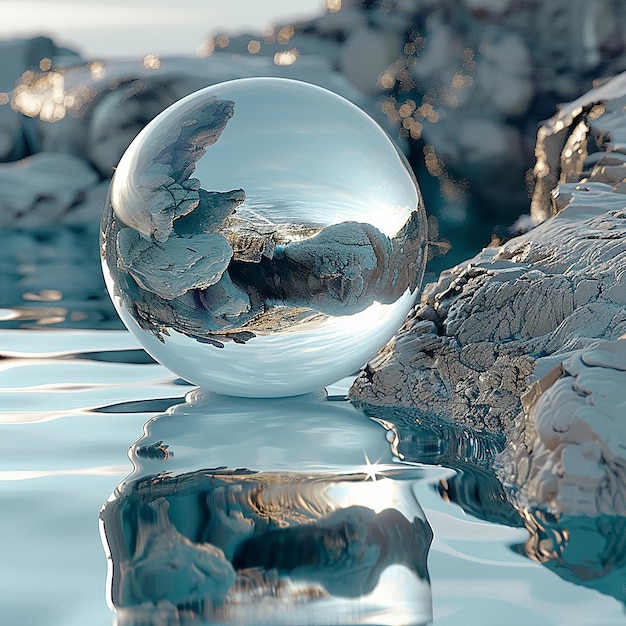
[351,71,626,518]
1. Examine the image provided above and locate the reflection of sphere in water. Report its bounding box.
[100,77,428,397]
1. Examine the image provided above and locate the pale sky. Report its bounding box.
[0,0,325,58]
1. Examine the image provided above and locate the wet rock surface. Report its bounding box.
[500,339,626,516]
[351,187,626,437]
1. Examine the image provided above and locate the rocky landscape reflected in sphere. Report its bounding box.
[100,77,427,397]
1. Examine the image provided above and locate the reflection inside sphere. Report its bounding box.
[101,77,427,396]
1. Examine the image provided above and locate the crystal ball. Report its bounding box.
[101,77,427,397]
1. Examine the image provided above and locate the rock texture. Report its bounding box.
[499,339,626,516]
[351,184,626,436]
[0,152,101,227]
[350,71,626,517]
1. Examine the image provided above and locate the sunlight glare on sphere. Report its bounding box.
[100,78,428,397]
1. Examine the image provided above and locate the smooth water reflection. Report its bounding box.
[362,402,626,618]
[0,225,121,330]
[100,390,438,625]
[3,328,626,624]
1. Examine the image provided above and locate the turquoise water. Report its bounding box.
[1,227,625,624]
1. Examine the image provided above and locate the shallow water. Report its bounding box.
[1,227,626,625]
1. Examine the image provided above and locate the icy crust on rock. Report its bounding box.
[531,71,626,224]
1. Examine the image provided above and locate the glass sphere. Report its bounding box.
[101,77,427,397]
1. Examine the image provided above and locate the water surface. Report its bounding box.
[1,228,625,624]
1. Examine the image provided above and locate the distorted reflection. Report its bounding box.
[0,225,121,329]
[518,510,626,606]
[363,402,626,608]
[100,390,436,625]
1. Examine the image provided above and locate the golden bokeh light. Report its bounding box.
[10,65,100,121]
[247,40,261,54]
[215,34,230,49]
[22,290,63,302]
[143,54,161,70]
[273,48,300,66]
[451,72,473,90]
[276,26,294,45]
[379,71,396,90]
[398,100,416,117]
[89,61,105,80]
[409,121,423,140]
[12,70,67,121]
[197,40,215,57]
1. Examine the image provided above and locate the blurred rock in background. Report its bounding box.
[2,0,626,326]
[200,0,626,263]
